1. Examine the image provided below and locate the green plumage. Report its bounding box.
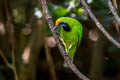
[55,17,82,66]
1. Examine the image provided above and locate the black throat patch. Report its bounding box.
[59,22,71,32]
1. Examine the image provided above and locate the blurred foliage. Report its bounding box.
[55,7,68,18]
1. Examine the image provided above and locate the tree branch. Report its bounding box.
[0,49,18,80]
[81,0,120,48]
[106,0,120,25]
[40,0,89,80]
[0,50,13,69]
[44,40,57,80]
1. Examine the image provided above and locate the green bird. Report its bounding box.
[53,17,82,67]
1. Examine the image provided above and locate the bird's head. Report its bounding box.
[53,18,71,32]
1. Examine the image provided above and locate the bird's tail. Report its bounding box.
[63,45,75,68]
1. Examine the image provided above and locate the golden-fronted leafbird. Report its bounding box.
[53,17,82,67]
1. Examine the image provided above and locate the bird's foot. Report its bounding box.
[64,51,68,56]
[52,26,60,35]
[54,31,60,36]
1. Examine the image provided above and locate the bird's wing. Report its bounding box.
[76,30,81,50]
[59,37,68,52]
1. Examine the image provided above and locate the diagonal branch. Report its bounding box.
[0,50,13,69]
[0,49,18,80]
[40,0,89,80]
[81,0,120,48]
[106,0,120,25]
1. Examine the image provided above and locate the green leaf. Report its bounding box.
[73,8,83,16]
[55,8,68,17]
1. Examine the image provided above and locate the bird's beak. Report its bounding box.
[52,25,62,31]
[52,26,58,31]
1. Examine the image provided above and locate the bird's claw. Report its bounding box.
[64,51,69,56]
[54,31,60,36]
[52,26,60,35]
[52,26,58,31]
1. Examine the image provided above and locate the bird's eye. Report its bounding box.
[59,22,71,32]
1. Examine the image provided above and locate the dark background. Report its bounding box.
[0,0,120,80]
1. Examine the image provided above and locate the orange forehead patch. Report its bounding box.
[55,19,60,26]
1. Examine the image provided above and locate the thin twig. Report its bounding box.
[44,40,57,80]
[3,0,19,80]
[0,50,13,69]
[40,0,89,80]
[81,0,120,48]
[3,0,14,45]
[67,4,74,12]
[0,49,18,80]
[107,0,120,34]
[11,47,19,80]
[106,0,120,25]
